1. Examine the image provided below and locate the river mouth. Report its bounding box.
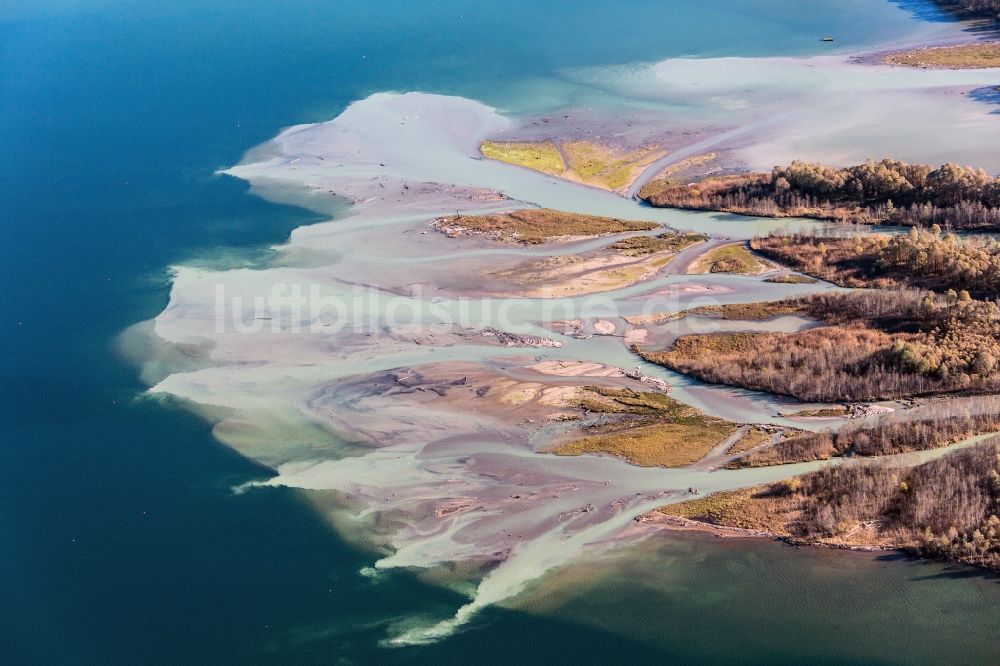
[139,68,1000,647]
[11,1,1000,662]
[115,0,1000,653]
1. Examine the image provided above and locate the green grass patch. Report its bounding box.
[562,141,636,190]
[550,386,737,467]
[480,140,566,175]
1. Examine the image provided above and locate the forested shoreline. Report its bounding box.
[662,439,1000,573]
[648,225,1000,572]
[640,160,1000,230]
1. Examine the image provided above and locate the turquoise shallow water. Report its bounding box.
[3,1,1000,663]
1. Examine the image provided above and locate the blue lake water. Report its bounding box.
[3,1,1000,663]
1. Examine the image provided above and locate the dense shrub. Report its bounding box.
[639,288,1000,401]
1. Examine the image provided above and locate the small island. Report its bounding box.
[545,386,742,468]
[432,208,660,243]
[431,208,707,296]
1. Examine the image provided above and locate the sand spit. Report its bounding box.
[567,55,1000,174]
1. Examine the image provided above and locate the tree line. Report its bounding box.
[752,228,1000,300]
[638,288,1000,402]
[788,439,1000,572]
[643,159,1000,230]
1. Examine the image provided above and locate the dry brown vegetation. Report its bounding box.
[480,139,665,192]
[640,325,922,402]
[689,243,769,274]
[665,438,1000,573]
[641,159,1000,230]
[659,487,793,534]
[752,228,1000,300]
[687,301,803,321]
[788,405,851,418]
[726,427,773,455]
[733,397,1000,467]
[610,232,706,256]
[637,290,1000,402]
[548,386,736,467]
[763,273,817,284]
[788,406,850,417]
[884,43,1000,68]
[433,208,658,244]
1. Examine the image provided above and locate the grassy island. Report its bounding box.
[548,386,738,467]
[433,208,659,244]
[610,231,707,256]
[686,301,803,320]
[725,427,773,455]
[480,140,566,176]
[763,273,817,284]
[433,210,708,296]
[640,159,1000,231]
